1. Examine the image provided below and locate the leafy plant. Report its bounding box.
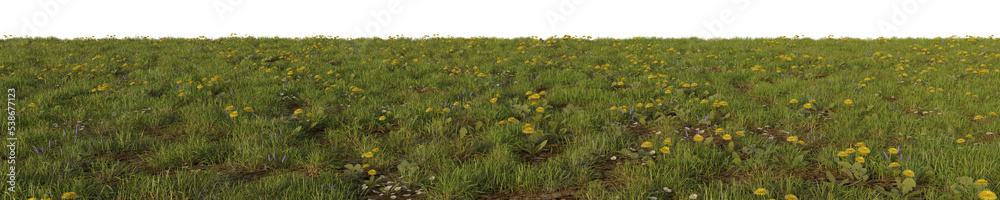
[836,161,869,182]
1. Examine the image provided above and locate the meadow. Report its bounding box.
[1,34,998,200]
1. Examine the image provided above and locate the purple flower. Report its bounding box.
[268,154,272,161]
[33,146,39,153]
[281,155,286,163]
[264,164,267,170]
[883,151,889,160]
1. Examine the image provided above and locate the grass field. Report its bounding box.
[1,35,998,200]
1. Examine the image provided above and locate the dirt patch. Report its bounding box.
[412,86,433,94]
[883,95,899,102]
[144,125,182,142]
[736,83,754,92]
[477,186,581,200]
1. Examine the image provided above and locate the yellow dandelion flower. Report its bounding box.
[719,101,728,106]
[226,105,235,111]
[980,190,996,200]
[294,108,303,115]
[378,116,386,121]
[508,117,517,122]
[974,115,985,120]
[888,162,900,168]
[362,152,373,158]
[490,98,498,103]
[803,103,813,109]
[372,148,379,152]
[693,134,704,142]
[854,142,865,147]
[844,99,854,106]
[663,138,672,146]
[525,91,533,96]
[888,148,898,154]
[855,156,865,163]
[442,108,451,112]
[664,90,672,94]
[810,99,817,103]
[837,151,849,157]
[522,127,535,134]
[426,108,433,112]
[229,111,238,118]
[244,107,254,112]
[641,141,653,148]
[197,85,204,89]
[991,112,998,116]
[528,94,541,100]
[784,194,798,200]
[902,170,915,178]
[539,91,547,95]
[736,131,745,137]
[715,128,725,133]
[368,169,377,176]
[700,99,709,104]
[536,107,544,112]
[178,93,185,97]
[61,192,79,199]
[974,179,989,186]
[789,99,798,104]
[798,140,805,145]
[967,134,974,138]
[498,121,507,125]
[754,188,768,196]
[659,146,670,154]
[362,164,369,168]
[464,104,470,109]
[722,134,732,141]
[845,148,856,153]
[27,103,37,108]
[786,136,797,142]
[858,146,871,155]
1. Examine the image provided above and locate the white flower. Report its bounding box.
[391,195,397,199]
[650,150,656,154]
[362,184,368,190]
[611,156,617,160]
[689,193,698,199]
[663,187,672,192]
[429,176,436,181]
[648,197,658,200]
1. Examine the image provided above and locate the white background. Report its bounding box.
[1,0,997,39]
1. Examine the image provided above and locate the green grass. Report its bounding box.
[1,35,998,200]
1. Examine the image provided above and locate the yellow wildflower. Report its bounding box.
[294,108,303,115]
[957,138,966,143]
[490,98,498,103]
[980,190,996,200]
[855,156,865,163]
[641,141,653,148]
[229,111,238,118]
[789,99,798,104]
[62,192,79,199]
[888,162,900,168]
[27,103,37,108]
[663,138,672,146]
[974,179,989,186]
[837,151,848,157]
[659,146,670,154]
[426,108,433,112]
[784,194,798,200]
[378,116,386,121]
[754,188,768,196]
[536,107,544,112]
[722,134,732,140]
[368,169,377,176]
[736,131,745,137]
[902,170,915,178]
[858,146,870,155]
[844,99,854,106]
[362,152,373,158]
[693,134,704,142]
[845,148,856,153]
[888,148,898,154]
[372,148,379,152]
[803,103,813,109]
[786,136,797,142]
[244,107,254,112]
[716,128,725,133]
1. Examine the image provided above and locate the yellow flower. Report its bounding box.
[845,148,856,153]
[197,85,204,89]
[991,112,998,116]
[888,162,900,168]
[372,148,379,152]
[719,101,728,106]
[442,108,451,112]
[498,121,507,125]
[786,136,797,142]
[693,134,704,142]
[641,141,653,148]
[754,188,768,195]
[844,99,854,106]
[957,138,966,143]
[857,146,870,155]
[810,99,816,103]
[974,115,985,120]
[536,107,544,112]
[803,103,813,109]
[463,104,470,109]
[229,111,238,118]
[426,108,433,112]
[525,91,533,96]
[61,192,79,199]
[368,169,377,176]
[528,94,541,100]
[789,99,798,104]
[386,111,392,115]
[226,105,235,111]
[700,99,709,104]
[659,146,670,154]
[735,131,745,137]
[508,117,517,122]
[716,128,725,133]
[855,156,865,163]
[378,116,386,121]
[244,107,254,112]
[664,90,672,94]
[178,93,185,97]
[362,152,373,158]
[837,151,848,157]
[27,103,37,108]
[854,142,865,147]
[798,140,805,145]
[294,108,303,115]
[974,179,989,186]
[980,190,997,200]
[490,98,498,103]
[522,127,535,134]
[967,134,974,138]
[722,134,732,140]
[784,194,798,200]
[902,170,915,178]
[662,138,672,146]
[539,91,547,95]
[888,148,898,154]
